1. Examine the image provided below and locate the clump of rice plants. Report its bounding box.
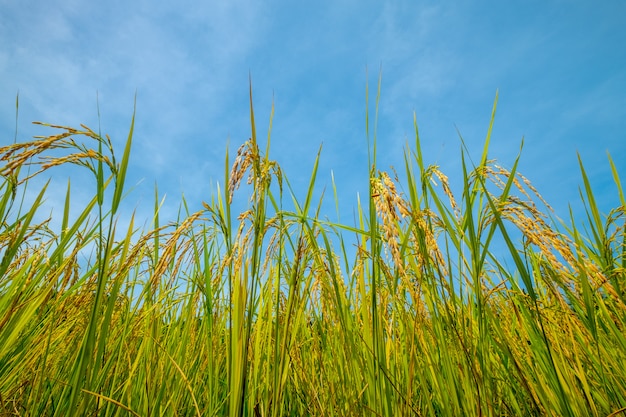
[1,85,625,417]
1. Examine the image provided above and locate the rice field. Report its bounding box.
[1,87,625,416]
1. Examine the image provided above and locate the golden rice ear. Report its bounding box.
[432,167,458,218]
[0,123,117,185]
[228,139,254,204]
[150,210,205,292]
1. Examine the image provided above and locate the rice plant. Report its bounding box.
[0,82,625,416]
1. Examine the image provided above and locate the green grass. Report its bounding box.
[1,83,625,416]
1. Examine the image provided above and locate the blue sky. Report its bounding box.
[1,1,625,238]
